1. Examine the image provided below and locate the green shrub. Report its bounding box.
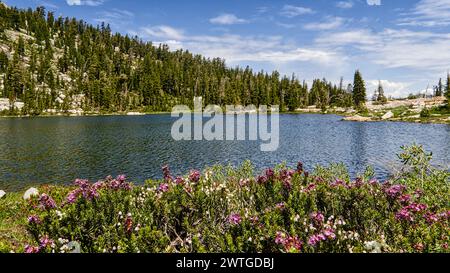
[20,145,450,253]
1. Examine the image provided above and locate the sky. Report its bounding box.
[3,0,450,98]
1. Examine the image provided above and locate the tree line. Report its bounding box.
[0,4,448,115]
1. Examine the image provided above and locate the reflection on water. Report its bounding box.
[0,114,449,191]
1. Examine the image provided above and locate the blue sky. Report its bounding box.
[3,0,450,97]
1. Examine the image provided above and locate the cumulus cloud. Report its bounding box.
[280,5,315,18]
[66,0,105,6]
[367,80,411,98]
[209,14,248,25]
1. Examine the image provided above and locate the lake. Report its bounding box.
[0,114,449,191]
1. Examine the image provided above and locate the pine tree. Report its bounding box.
[445,73,450,102]
[0,51,8,73]
[352,70,366,107]
[376,81,387,104]
[435,78,443,97]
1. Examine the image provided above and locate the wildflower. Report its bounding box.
[265,168,275,179]
[442,243,448,250]
[117,175,126,182]
[228,214,242,225]
[27,215,41,224]
[406,203,427,213]
[239,178,250,187]
[413,243,424,252]
[175,176,185,185]
[285,236,303,252]
[189,170,201,183]
[92,181,105,190]
[249,216,259,225]
[438,211,450,220]
[413,189,424,199]
[158,183,169,193]
[368,179,379,186]
[66,189,81,204]
[310,212,325,226]
[351,177,364,188]
[38,194,57,210]
[276,202,286,211]
[39,236,54,249]
[330,179,348,188]
[275,232,286,244]
[424,212,439,224]
[303,183,316,193]
[55,210,65,220]
[308,234,326,247]
[396,208,413,222]
[385,185,406,199]
[24,245,40,253]
[256,175,268,184]
[323,229,336,240]
[162,165,173,182]
[364,241,384,253]
[108,175,132,191]
[279,169,294,190]
[124,215,133,233]
[399,194,411,205]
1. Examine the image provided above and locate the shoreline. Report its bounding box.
[1,110,449,125]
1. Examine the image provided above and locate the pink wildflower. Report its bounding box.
[189,170,201,183]
[228,214,242,225]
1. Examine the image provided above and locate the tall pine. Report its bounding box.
[352,70,366,107]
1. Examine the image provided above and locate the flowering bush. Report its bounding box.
[20,145,450,253]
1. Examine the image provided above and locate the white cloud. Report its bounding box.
[315,29,380,46]
[367,80,411,98]
[398,0,450,27]
[209,14,248,25]
[141,25,185,40]
[336,1,354,9]
[303,17,346,30]
[94,9,134,29]
[138,26,343,67]
[367,0,381,6]
[66,0,105,6]
[315,28,450,73]
[280,5,315,18]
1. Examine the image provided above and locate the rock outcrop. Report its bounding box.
[23,188,39,200]
[381,111,394,120]
[343,115,373,122]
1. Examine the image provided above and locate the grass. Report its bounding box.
[0,193,31,252]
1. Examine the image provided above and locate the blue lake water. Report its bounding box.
[0,114,449,191]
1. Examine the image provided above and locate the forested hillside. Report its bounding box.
[0,3,447,115]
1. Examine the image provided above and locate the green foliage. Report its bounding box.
[420,107,431,118]
[0,4,358,115]
[11,145,449,253]
[446,73,450,105]
[352,70,367,107]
